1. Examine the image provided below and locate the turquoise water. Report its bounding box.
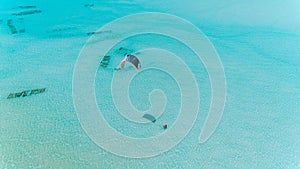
[1,0,300,168]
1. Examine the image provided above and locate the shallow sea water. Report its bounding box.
[0,0,300,168]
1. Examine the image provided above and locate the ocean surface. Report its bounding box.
[0,0,300,168]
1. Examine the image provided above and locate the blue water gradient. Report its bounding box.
[0,0,299,168]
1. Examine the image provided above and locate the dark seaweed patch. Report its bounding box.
[7,19,18,34]
[84,4,94,7]
[86,32,94,36]
[46,26,82,38]
[51,27,76,32]
[7,88,46,99]
[100,55,111,68]
[6,19,26,34]
[117,47,134,56]
[19,29,25,33]
[18,5,37,9]
[87,30,112,36]
[12,10,42,16]
[143,114,156,123]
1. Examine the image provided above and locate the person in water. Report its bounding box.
[115,54,141,71]
[115,55,128,70]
